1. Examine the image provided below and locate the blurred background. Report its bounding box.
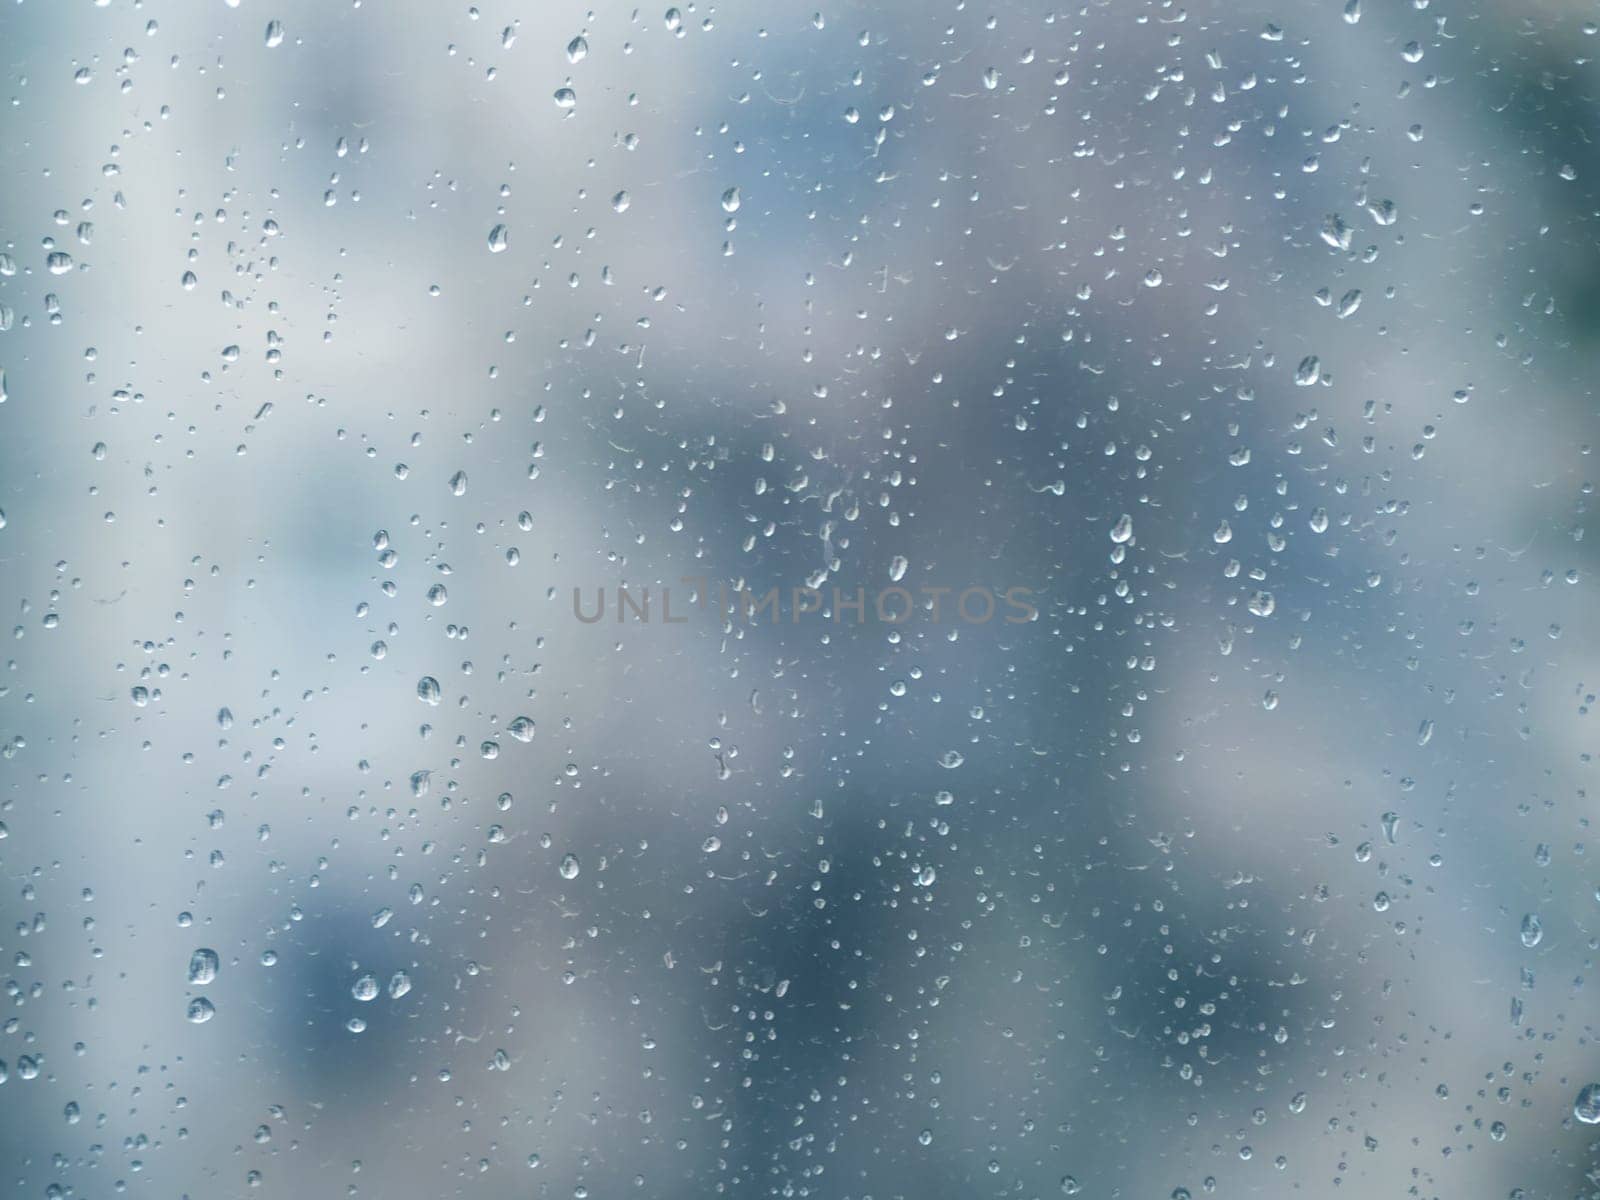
[3,0,1600,1195]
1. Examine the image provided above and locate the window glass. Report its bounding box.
[0,1,1593,1196]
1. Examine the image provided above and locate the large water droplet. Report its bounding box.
[188,948,219,985]
[1576,1084,1600,1124]
[1519,913,1542,948]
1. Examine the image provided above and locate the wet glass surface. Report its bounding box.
[3,1,1600,1196]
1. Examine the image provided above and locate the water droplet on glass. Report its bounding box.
[1519,913,1542,948]
[188,948,219,985]
[1576,1084,1600,1124]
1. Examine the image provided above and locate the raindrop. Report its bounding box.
[1519,913,1542,948]
[1576,1084,1600,1124]
[188,948,219,986]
